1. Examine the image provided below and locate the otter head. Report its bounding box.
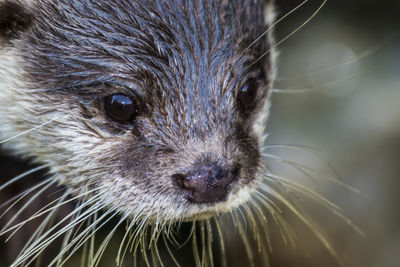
[0,0,275,223]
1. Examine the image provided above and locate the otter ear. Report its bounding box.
[0,0,33,41]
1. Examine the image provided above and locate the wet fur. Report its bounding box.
[0,0,279,266]
[0,0,359,266]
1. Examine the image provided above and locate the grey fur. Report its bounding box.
[0,0,275,265]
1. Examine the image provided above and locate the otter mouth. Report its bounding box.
[177,181,256,222]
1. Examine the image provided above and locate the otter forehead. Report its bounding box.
[22,0,268,87]
[17,0,270,140]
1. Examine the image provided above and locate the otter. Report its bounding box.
[0,0,343,266]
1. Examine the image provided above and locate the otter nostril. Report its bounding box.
[172,173,186,188]
[172,164,240,204]
[231,165,240,177]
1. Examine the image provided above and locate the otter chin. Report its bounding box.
[0,0,277,266]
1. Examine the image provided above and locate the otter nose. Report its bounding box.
[173,164,240,203]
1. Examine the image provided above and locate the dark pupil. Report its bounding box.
[105,94,137,123]
[238,79,257,110]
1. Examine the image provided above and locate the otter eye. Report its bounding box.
[105,94,139,123]
[238,78,258,110]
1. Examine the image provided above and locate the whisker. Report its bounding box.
[13,198,106,265]
[242,200,272,266]
[213,218,227,267]
[199,221,206,266]
[261,173,365,236]
[116,219,137,266]
[129,214,152,254]
[262,143,342,179]
[0,164,49,193]
[262,152,364,194]
[56,202,86,267]
[140,226,151,267]
[3,179,57,241]
[248,0,327,70]
[263,173,341,212]
[253,187,283,214]
[268,189,345,266]
[234,211,255,267]
[162,231,182,267]
[116,217,138,266]
[0,117,59,145]
[1,185,104,236]
[0,176,55,228]
[276,35,396,82]
[16,190,71,267]
[261,144,366,195]
[118,213,149,265]
[241,0,309,54]
[153,236,165,267]
[241,203,260,249]
[248,198,272,253]
[191,222,201,267]
[18,205,106,267]
[235,205,248,232]
[90,213,128,267]
[271,70,362,94]
[252,189,294,246]
[206,220,214,267]
[53,208,122,267]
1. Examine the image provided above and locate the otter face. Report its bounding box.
[0,0,274,222]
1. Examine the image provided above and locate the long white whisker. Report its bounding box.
[162,231,181,267]
[50,207,121,267]
[252,189,294,246]
[56,200,86,267]
[152,234,165,267]
[268,189,345,266]
[242,0,308,54]
[262,144,343,181]
[0,164,49,193]
[90,213,128,267]
[234,210,255,267]
[15,190,71,267]
[261,173,365,236]
[3,179,57,241]
[248,0,327,70]
[248,197,272,253]
[276,36,394,82]
[0,176,55,230]
[13,198,105,265]
[1,185,104,236]
[206,220,214,267]
[271,70,362,94]
[262,152,364,194]
[0,118,58,145]
[116,217,139,266]
[140,225,151,267]
[213,218,227,267]
[191,222,201,267]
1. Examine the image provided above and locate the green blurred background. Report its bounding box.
[265,0,400,266]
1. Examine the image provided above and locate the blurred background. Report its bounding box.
[265,0,400,266]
